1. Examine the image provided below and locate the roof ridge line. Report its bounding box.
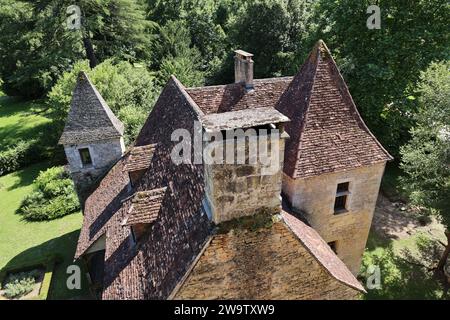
[186,76,294,91]
[170,75,205,118]
[79,71,125,135]
[280,210,366,293]
[279,41,322,177]
[320,51,394,161]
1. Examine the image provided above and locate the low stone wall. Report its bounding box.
[175,220,360,300]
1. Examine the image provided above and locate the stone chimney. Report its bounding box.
[234,50,254,90]
[201,108,290,224]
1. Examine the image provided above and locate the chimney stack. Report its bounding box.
[234,50,254,90]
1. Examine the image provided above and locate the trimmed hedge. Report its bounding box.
[0,139,43,176]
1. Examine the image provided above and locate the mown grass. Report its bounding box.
[363,230,446,300]
[0,96,52,150]
[0,162,91,299]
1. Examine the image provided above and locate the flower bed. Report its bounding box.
[0,255,58,300]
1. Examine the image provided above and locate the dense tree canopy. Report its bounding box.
[400,61,450,219]
[0,0,155,97]
[0,0,448,174]
[314,0,450,156]
[0,0,83,97]
[400,61,450,272]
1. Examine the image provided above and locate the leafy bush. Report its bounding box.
[400,61,450,221]
[0,140,42,176]
[2,269,41,299]
[18,166,80,221]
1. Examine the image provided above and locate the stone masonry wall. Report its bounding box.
[64,137,125,202]
[174,221,360,299]
[282,162,387,275]
[204,133,285,224]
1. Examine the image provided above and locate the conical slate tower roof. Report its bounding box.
[59,71,124,145]
[276,40,393,179]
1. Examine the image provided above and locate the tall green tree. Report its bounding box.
[211,0,314,82]
[0,0,83,97]
[400,61,450,272]
[313,0,450,156]
[153,20,205,86]
[0,0,155,97]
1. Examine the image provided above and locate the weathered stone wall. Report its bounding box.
[204,133,285,224]
[282,162,386,274]
[174,221,360,299]
[64,137,125,201]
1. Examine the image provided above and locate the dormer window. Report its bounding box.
[79,148,92,167]
[334,182,350,214]
[121,187,167,242]
[124,144,157,187]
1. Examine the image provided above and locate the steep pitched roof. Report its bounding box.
[59,71,124,145]
[122,188,167,226]
[276,40,393,178]
[92,77,211,299]
[74,155,131,259]
[74,41,390,299]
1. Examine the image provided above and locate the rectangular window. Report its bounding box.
[337,182,349,193]
[328,241,338,254]
[79,148,92,166]
[334,182,350,214]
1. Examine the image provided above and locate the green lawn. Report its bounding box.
[0,95,52,150]
[0,162,91,299]
[363,230,446,300]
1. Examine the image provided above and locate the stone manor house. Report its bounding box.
[59,40,392,299]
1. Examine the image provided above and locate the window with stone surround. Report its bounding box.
[334,182,350,214]
[79,148,93,167]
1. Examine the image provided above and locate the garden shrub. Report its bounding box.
[0,140,39,176]
[18,166,80,221]
[1,269,41,299]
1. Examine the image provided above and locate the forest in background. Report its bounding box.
[0,0,449,288]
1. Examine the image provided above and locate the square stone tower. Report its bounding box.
[59,72,125,204]
[276,40,393,275]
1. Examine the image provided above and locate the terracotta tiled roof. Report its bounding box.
[75,40,391,300]
[98,77,211,299]
[74,155,131,259]
[59,72,124,145]
[122,188,167,226]
[281,210,365,292]
[276,40,393,178]
[186,77,292,114]
[123,144,157,172]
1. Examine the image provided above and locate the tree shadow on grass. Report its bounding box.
[0,96,47,118]
[6,162,49,191]
[1,230,92,300]
[363,235,448,300]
